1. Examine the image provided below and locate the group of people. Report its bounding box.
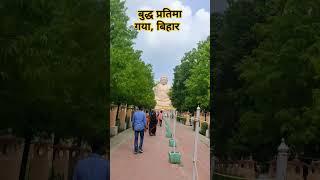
[146,109,164,135]
[131,106,164,154]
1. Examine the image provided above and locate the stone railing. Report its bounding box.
[286,158,320,180]
[215,159,256,179]
[216,157,320,180]
[0,135,91,180]
[0,135,24,180]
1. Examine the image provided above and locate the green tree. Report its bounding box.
[237,0,320,160]
[213,0,320,161]
[0,0,107,178]
[211,0,270,158]
[185,39,210,111]
[110,0,155,108]
[171,38,210,112]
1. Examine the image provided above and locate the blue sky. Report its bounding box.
[186,0,210,12]
[125,0,210,85]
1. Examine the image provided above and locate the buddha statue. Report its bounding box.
[153,76,173,110]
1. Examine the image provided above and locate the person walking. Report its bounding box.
[73,135,109,180]
[146,110,150,131]
[132,106,147,154]
[158,110,163,127]
[149,110,157,136]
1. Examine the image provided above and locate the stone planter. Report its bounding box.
[206,129,209,138]
[126,105,134,128]
[110,126,118,136]
[168,151,181,164]
[110,103,119,136]
[119,104,127,131]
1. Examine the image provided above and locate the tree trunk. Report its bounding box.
[19,133,32,180]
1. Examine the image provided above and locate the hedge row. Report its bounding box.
[176,116,187,124]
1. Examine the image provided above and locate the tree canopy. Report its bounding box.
[0,0,107,140]
[171,37,210,112]
[110,0,156,109]
[213,0,320,161]
[0,0,108,178]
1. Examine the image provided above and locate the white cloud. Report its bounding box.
[125,0,210,85]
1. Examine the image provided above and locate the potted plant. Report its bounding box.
[168,151,181,164]
[169,138,176,147]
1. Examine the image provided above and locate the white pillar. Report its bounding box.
[173,110,177,152]
[193,106,200,180]
[276,138,289,180]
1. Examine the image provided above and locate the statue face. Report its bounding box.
[160,76,168,85]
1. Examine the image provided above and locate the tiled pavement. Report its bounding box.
[110,119,210,180]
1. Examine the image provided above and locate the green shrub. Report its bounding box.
[199,121,208,135]
[176,116,181,122]
[176,116,186,124]
[181,117,186,124]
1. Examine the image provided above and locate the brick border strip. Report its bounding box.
[213,172,248,179]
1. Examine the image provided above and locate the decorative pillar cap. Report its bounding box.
[111,103,118,108]
[278,138,289,152]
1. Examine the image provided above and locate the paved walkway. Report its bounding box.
[111,118,210,180]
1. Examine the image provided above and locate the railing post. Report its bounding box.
[192,106,201,180]
[276,138,289,180]
[173,110,177,152]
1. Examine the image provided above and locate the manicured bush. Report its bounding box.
[176,116,181,122]
[176,116,186,124]
[199,121,208,135]
[168,151,181,164]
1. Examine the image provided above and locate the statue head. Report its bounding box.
[160,76,168,85]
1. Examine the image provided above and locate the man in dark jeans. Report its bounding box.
[73,136,109,180]
[132,106,147,154]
